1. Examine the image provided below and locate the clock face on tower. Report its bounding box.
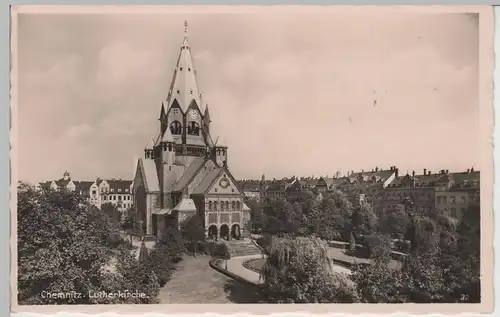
[219,178,229,188]
[188,109,200,122]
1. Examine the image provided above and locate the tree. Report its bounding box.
[147,243,173,287]
[138,239,149,264]
[261,236,359,303]
[348,231,356,251]
[157,226,185,262]
[180,214,206,256]
[381,206,410,239]
[351,261,407,303]
[101,202,122,225]
[114,248,160,304]
[17,183,123,304]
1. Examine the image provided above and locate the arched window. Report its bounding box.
[236,201,241,210]
[187,122,200,135]
[220,201,224,211]
[214,201,218,211]
[169,121,182,135]
[208,201,212,211]
[225,201,229,210]
[232,201,235,210]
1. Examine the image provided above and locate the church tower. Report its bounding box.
[133,22,250,239]
[152,20,210,168]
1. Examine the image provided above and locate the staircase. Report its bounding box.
[227,239,262,257]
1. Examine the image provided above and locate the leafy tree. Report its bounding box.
[114,248,160,304]
[138,239,149,264]
[180,214,206,255]
[101,202,122,225]
[157,226,185,262]
[348,231,356,251]
[261,236,358,303]
[147,243,173,287]
[246,198,267,230]
[381,206,410,239]
[351,203,378,238]
[365,233,392,260]
[17,183,123,304]
[351,261,407,303]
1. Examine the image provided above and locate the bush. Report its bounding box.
[212,242,231,259]
[158,228,185,262]
[366,234,392,260]
[393,239,411,254]
[148,244,173,287]
[204,241,217,255]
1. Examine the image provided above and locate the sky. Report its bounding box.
[15,9,480,183]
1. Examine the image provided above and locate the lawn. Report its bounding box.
[242,248,401,273]
[242,258,266,273]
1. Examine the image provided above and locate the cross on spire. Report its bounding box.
[184,20,188,34]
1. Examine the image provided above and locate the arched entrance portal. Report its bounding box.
[220,224,230,241]
[208,225,218,240]
[231,224,241,240]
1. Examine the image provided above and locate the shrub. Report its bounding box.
[148,244,173,287]
[204,241,217,255]
[366,234,392,260]
[158,228,185,262]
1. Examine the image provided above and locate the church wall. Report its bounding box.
[134,185,147,230]
[156,215,165,238]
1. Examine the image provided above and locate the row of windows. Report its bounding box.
[208,200,241,211]
[436,195,467,205]
[100,187,129,193]
[385,205,432,213]
[385,192,433,200]
[103,195,131,201]
[169,121,200,136]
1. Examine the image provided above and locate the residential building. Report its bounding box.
[382,169,440,215]
[435,168,480,218]
[39,171,133,211]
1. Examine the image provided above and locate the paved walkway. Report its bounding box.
[223,254,265,285]
[157,255,262,303]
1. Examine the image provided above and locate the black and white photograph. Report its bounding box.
[11,5,494,313]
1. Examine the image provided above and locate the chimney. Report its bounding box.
[412,170,415,177]
[428,170,432,175]
[446,169,449,174]
[471,167,475,172]
[467,168,470,173]
[375,167,379,172]
[395,168,399,178]
[424,168,427,175]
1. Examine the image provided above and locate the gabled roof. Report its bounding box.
[138,158,160,193]
[74,181,94,191]
[172,157,207,192]
[191,167,224,195]
[106,179,133,191]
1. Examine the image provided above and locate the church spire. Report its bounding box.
[164,20,203,114]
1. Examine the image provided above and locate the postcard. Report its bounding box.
[10,4,495,315]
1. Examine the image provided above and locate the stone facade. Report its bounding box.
[132,23,251,240]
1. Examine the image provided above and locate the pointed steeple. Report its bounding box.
[215,136,227,148]
[159,102,166,120]
[165,20,202,113]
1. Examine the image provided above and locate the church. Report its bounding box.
[132,22,251,241]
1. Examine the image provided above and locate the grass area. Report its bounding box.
[242,258,266,273]
[157,254,263,303]
[242,248,401,273]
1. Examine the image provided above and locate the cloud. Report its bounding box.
[67,124,93,139]
[16,11,479,183]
